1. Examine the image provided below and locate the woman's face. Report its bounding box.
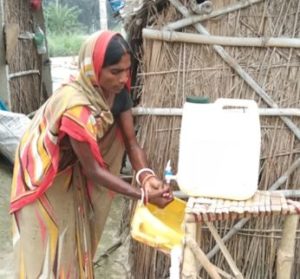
[99,53,131,95]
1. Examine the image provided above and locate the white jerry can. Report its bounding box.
[176,98,261,200]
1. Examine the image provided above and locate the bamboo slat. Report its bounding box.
[205,222,244,279]
[143,29,300,48]
[165,0,264,31]
[185,191,300,223]
[132,107,300,117]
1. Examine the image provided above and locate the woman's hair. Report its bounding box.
[103,35,131,67]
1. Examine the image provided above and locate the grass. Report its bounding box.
[47,22,124,57]
[47,33,87,57]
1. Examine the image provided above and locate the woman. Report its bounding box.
[10,31,173,278]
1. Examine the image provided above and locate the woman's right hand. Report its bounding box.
[146,183,174,208]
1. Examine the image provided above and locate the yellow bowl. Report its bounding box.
[131,198,186,253]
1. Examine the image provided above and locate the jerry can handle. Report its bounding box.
[215,98,258,110]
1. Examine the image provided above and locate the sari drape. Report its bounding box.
[11,31,128,278]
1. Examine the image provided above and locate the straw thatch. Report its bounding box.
[4,1,52,114]
[122,0,300,278]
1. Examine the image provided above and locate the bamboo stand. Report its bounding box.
[276,215,299,279]
[182,222,199,279]
[180,191,300,278]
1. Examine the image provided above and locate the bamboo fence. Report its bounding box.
[123,0,300,278]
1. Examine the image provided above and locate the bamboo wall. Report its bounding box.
[126,0,300,278]
[4,1,52,114]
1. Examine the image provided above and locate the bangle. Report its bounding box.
[143,186,149,205]
[136,168,155,186]
[139,188,148,205]
[141,174,157,188]
[140,188,144,204]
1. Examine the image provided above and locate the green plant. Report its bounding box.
[47,33,86,57]
[45,3,84,34]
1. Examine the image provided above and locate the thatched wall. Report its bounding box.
[125,0,300,278]
[4,1,52,114]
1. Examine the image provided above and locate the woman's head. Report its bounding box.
[78,31,132,93]
[97,34,132,95]
[102,35,131,67]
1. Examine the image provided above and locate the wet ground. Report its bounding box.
[51,56,78,92]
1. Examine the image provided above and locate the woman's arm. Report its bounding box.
[118,109,173,196]
[70,137,172,207]
[118,110,148,169]
[118,110,155,182]
[70,138,140,198]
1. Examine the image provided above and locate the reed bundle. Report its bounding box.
[124,0,300,278]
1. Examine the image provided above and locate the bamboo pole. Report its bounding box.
[132,107,300,117]
[138,63,300,76]
[182,222,198,279]
[0,0,10,107]
[9,70,40,79]
[168,0,300,140]
[274,189,300,198]
[185,236,222,279]
[205,222,244,279]
[276,215,299,279]
[99,0,108,30]
[133,107,182,116]
[143,29,300,48]
[164,0,264,31]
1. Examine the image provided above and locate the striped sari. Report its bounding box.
[10,31,127,278]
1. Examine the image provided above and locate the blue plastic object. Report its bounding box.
[164,160,177,184]
[108,0,124,13]
[0,99,8,111]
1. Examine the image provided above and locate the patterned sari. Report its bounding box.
[10,31,128,278]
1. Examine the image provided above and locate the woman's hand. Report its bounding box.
[147,187,174,208]
[142,176,174,208]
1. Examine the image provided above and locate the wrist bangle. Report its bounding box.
[139,188,148,205]
[136,168,155,186]
[143,186,149,205]
[140,188,144,204]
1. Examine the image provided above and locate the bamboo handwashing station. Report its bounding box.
[130,98,300,279]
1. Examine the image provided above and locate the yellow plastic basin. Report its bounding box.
[131,197,186,253]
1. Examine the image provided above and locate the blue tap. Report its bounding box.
[164,160,176,184]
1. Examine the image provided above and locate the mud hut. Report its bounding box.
[120,0,300,278]
[3,0,52,114]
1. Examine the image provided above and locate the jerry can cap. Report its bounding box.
[186,96,209,103]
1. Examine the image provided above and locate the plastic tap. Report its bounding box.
[164,160,176,184]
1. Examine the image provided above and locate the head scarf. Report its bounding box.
[70,30,124,138]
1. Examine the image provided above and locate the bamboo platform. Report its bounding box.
[181,191,300,279]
